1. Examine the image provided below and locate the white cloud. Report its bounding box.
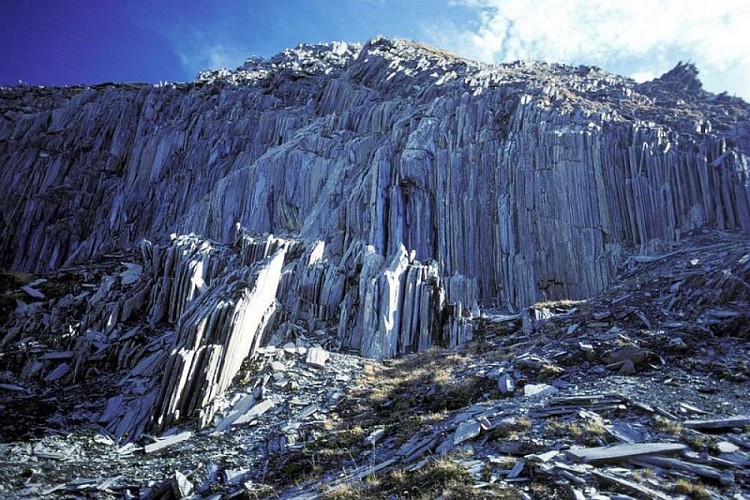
[172,31,249,75]
[431,0,750,98]
[631,71,656,83]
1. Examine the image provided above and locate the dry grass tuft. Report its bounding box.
[653,416,683,436]
[673,478,710,500]
[544,417,607,446]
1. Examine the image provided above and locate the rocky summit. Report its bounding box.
[0,37,748,499]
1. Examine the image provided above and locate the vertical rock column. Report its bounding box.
[150,248,286,432]
[338,244,478,359]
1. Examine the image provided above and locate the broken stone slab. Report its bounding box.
[507,459,525,479]
[233,399,275,426]
[705,308,741,318]
[43,362,70,382]
[213,393,256,432]
[298,404,319,420]
[486,313,521,323]
[590,470,672,500]
[305,346,330,367]
[143,430,193,454]
[549,393,626,407]
[607,359,636,374]
[20,285,46,299]
[633,455,735,485]
[271,361,287,372]
[716,441,740,454]
[652,406,678,421]
[536,399,628,417]
[683,415,750,430]
[116,442,138,455]
[498,373,515,394]
[678,402,709,415]
[224,468,252,486]
[351,458,397,480]
[525,450,560,463]
[565,442,687,463]
[119,263,143,285]
[283,342,307,355]
[0,383,31,393]
[41,351,74,360]
[172,470,194,498]
[32,443,72,461]
[27,278,48,287]
[605,345,650,366]
[454,419,482,445]
[604,422,650,444]
[668,336,689,350]
[95,475,122,492]
[477,416,493,431]
[403,437,439,463]
[365,428,385,446]
[725,435,750,451]
[524,383,558,397]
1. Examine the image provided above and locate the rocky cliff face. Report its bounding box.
[1,37,749,445]
[1,38,750,498]
[2,38,748,308]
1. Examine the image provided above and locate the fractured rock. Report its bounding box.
[454,419,482,445]
[305,347,330,368]
[524,383,558,397]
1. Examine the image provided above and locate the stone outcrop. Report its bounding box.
[2,229,476,440]
[1,37,749,439]
[0,39,750,474]
[1,39,748,312]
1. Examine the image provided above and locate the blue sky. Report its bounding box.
[1,0,748,99]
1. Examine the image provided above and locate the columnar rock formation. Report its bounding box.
[1,38,749,438]
[1,38,748,310]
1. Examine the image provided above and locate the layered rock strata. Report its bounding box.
[2,38,747,312]
[1,37,749,438]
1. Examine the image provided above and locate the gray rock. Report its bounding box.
[453,419,481,445]
[305,347,330,367]
[498,373,516,394]
[20,286,45,299]
[172,470,193,498]
[3,38,746,317]
[365,428,385,446]
[523,383,558,397]
[1,36,749,450]
[717,441,740,454]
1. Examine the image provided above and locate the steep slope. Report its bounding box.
[2,38,748,311]
[0,228,748,499]
[1,37,749,498]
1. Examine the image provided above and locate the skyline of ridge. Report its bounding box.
[1,1,748,100]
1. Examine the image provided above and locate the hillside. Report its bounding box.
[0,38,748,498]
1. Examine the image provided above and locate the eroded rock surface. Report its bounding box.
[0,37,749,498]
[2,38,748,311]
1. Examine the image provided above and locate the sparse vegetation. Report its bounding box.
[533,299,586,310]
[673,478,711,500]
[487,415,533,441]
[357,349,497,429]
[267,347,500,491]
[652,416,715,451]
[544,416,607,446]
[682,430,711,451]
[321,457,513,500]
[653,416,683,436]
